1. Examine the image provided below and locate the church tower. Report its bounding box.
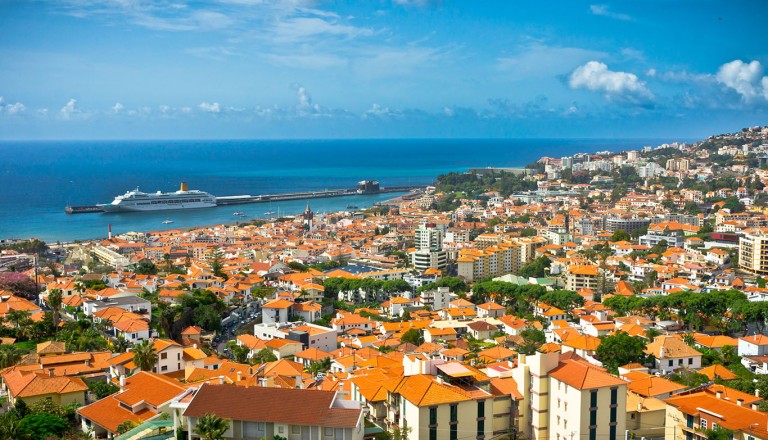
[303,202,314,232]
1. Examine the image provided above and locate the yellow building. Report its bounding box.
[2,369,88,406]
[565,265,601,291]
[739,230,768,275]
[457,241,522,282]
[513,352,627,440]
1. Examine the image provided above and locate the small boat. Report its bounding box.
[233,211,244,216]
[264,211,275,216]
[347,205,358,210]
[162,219,174,224]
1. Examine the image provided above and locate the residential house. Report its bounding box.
[177,384,365,440]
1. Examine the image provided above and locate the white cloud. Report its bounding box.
[6,103,26,115]
[568,61,654,107]
[112,102,124,113]
[271,17,373,43]
[589,4,632,21]
[199,102,222,113]
[0,97,26,115]
[362,103,402,119]
[716,59,768,103]
[59,98,79,119]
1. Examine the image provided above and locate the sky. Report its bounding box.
[1,0,767,140]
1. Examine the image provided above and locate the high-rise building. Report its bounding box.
[739,230,768,275]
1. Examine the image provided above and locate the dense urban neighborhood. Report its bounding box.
[4,126,768,440]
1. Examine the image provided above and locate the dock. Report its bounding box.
[65,184,424,214]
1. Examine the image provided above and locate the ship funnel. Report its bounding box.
[180,181,188,191]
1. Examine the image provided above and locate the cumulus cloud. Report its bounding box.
[112,102,124,113]
[0,97,26,115]
[589,4,632,21]
[716,59,768,103]
[198,102,222,113]
[59,99,79,119]
[568,61,654,107]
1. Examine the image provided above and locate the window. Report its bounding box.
[557,398,561,408]
[278,426,285,434]
[701,419,707,430]
[161,365,168,371]
[564,419,568,429]
[292,425,301,434]
[679,359,683,366]
[161,352,168,360]
[450,403,458,440]
[668,360,674,367]
[557,416,561,426]
[688,357,693,365]
[324,428,333,436]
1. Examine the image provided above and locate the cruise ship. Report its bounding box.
[98,182,216,213]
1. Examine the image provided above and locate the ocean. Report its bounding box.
[0,138,676,242]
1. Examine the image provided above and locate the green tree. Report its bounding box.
[0,345,23,369]
[517,328,546,355]
[400,328,424,346]
[18,412,68,439]
[540,290,584,312]
[88,380,120,400]
[252,348,277,364]
[595,331,648,374]
[48,288,63,331]
[132,340,157,372]
[226,341,250,364]
[193,413,230,440]
[611,229,631,242]
[0,412,26,440]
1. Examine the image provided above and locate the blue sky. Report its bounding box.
[1,0,767,139]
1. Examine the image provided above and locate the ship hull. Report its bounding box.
[98,200,216,213]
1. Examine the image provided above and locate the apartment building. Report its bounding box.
[457,241,522,282]
[512,352,627,440]
[739,230,768,275]
[565,265,601,291]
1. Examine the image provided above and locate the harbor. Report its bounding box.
[65,181,425,214]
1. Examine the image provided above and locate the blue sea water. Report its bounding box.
[0,138,676,242]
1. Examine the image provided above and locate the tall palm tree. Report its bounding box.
[48,288,63,331]
[132,340,157,373]
[193,413,229,440]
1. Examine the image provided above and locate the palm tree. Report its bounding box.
[132,340,157,372]
[194,413,229,440]
[0,346,22,369]
[48,288,63,331]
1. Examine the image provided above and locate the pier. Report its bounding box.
[65,184,425,214]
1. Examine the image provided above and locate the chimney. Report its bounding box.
[756,389,761,398]
[659,346,665,359]
[737,399,743,406]
[85,359,90,367]
[48,368,55,377]
[637,402,643,411]
[219,376,225,385]
[119,375,126,387]
[295,376,302,389]
[237,371,242,382]
[193,344,198,349]
[752,403,759,411]
[716,391,722,399]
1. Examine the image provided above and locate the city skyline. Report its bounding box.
[1,0,767,139]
